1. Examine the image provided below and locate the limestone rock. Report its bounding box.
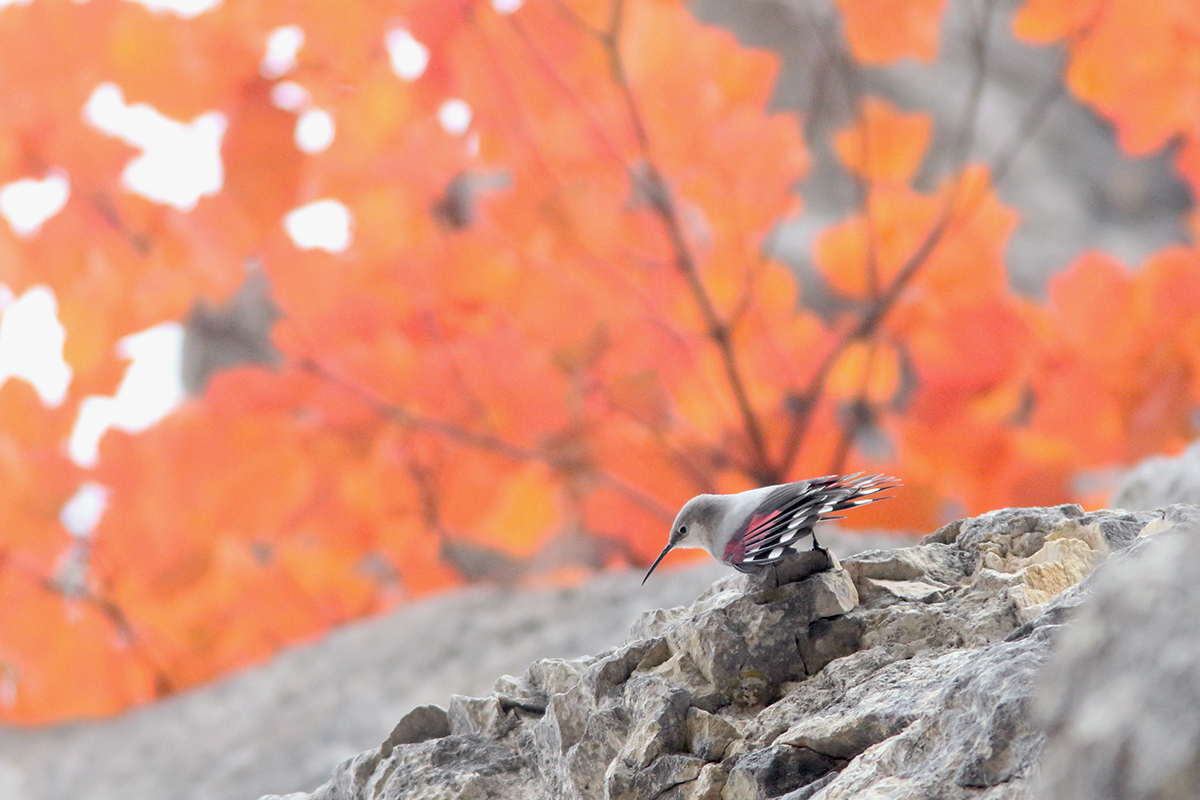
[1111,437,1200,510]
[382,705,450,749]
[446,694,516,738]
[683,763,726,799]
[1035,518,1200,800]
[262,505,1198,800]
[685,707,738,762]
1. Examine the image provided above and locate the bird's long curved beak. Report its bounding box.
[642,543,674,585]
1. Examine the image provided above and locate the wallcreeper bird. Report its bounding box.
[642,473,898,584]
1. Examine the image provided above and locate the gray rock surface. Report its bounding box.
[1034,508,1200,800]
[1111,438,1200,510]
[269,505,1196,800]
[0,529,910,800]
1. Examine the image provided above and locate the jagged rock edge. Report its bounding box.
[265,504,1200,800]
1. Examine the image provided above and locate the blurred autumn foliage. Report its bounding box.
[1,0,1200,723]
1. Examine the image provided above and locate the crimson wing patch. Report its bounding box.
[727,473,897,571]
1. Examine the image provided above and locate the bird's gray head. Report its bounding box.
[642,494,724,584]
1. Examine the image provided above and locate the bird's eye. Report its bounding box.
[678,525,688,535]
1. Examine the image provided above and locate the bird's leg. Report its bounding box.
[808,534,841,571]
[810,533,829,556]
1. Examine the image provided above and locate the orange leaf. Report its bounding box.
[1016,0,1200,157]
[816,167,1016,302]
[833,97,933,183]
[826,340,901,405]
[1012,0,1104,41]
[906,294,1034,420]
[466,463,562,558]
[105,2,258,119]
[0,575,158,722]
[0,381,81,569]
[220,78,303,231]
[1045,251,1137,357]
[833,0,947,64]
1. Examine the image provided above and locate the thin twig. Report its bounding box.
[85,591,176,695]
[989,78,1064,190]
[298,356,541,462]
[818,58,882,468]
[598,0,653,153]
[580,1,774,481]
[298,356,676,520]
[828,336,879,474]
[0,552,175,698]
[777,197,962,475]
[470,15,560,180]
[777,0,1018,477]
[942,0,998,179]
[505,12,629,169]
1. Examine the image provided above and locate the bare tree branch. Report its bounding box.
[583,1,775,482]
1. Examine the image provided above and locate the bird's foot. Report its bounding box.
[810,539,841,571]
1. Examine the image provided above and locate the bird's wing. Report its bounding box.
[729,473,897,568]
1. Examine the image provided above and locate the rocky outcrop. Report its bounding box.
[1034,505,1200,800]
[1111,437,1200,510]
[264,503,1198,800]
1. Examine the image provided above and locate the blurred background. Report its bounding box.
[0,0,1199,793]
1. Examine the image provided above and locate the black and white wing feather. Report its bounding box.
[728,473,897,570]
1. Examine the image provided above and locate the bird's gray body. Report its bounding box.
[669,485,775,557]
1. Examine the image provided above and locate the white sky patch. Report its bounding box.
[296,108,335,153]
[386,28,429,81]
[83,83,225,212]
[60,483,110,537]
[267,81,335,153]
[0,286,72,406]
[284,199,353,252]
[261,25,305,79]
[128,0,220,17]
[0,171,70,237]
[438,99,472,136]
[69,323,185,467]
[491,0,524,13]
[271,80,311,113]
